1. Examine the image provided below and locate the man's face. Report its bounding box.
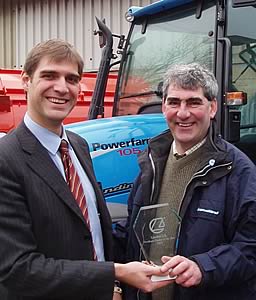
[22,56,81,135]
[162,85,217,153]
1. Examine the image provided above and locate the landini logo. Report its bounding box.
[149,217,165,234]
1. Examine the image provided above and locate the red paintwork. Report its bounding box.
[0,69,117,133]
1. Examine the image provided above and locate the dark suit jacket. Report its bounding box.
[0,122,115,300]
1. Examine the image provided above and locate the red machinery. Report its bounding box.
[0,69,117,134]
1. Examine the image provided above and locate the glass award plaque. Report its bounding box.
[133,203,181,281]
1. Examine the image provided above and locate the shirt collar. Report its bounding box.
[24,113,67,155]
[172,137,206,158]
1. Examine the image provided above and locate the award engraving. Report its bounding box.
[133,203,181,281]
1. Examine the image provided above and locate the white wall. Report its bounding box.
[0,0,156,70]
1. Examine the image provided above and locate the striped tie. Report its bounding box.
[59,139,97,260]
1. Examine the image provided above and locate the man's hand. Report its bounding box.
[112,292,122,300]
[160,255,202,288]
[114,262,173,293]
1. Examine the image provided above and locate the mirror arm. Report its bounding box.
[88,17,113,120]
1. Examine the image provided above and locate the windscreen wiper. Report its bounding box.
[120,81,163,99]
[120,90,162,99]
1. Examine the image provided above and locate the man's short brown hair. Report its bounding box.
[23,39,84,78]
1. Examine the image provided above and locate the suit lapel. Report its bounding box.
[67,132,113,248]
[68,134,98,189]
[16,123,86,225]
[67,132,116,258]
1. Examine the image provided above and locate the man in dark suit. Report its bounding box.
[0,39,170,300]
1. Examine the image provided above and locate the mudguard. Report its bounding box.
[65,114,168,221]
